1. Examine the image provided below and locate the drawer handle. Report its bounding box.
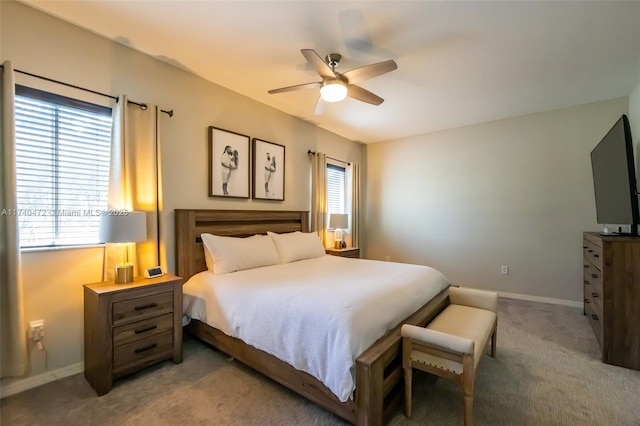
[134,325,158,334]
[134,303,158,311]
[591,274,598,279]
[583,265,589,269]
[584,280,589,285]
[588,249,593,253]
[584,299,590,304]
[583,246,588,249]
[592,292,598,298]
[593,254,599,258]
[592,314,599,321]
[134,343,158,354]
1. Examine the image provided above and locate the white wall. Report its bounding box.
[630,75,640,151]
[1,0,363,388]
[365,98,628,303]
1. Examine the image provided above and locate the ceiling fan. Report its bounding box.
[268,49,397,114]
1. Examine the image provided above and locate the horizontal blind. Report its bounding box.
[15,92,112,248]
[326,164,346,220]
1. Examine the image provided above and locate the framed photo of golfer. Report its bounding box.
[252,138,285,201]
[208,126,250,198]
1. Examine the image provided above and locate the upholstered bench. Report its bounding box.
[401,287,498,426]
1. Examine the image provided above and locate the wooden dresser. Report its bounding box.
[583,232,640,370]
[84,274,183,395]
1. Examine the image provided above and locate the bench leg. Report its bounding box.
[404,366,413,417]
[491,324,497,358]
[462,355,474,426]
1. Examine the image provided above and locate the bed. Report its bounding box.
[175,209,450,425]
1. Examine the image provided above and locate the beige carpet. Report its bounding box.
[2,298,640,425]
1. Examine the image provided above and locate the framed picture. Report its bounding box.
[252,138,285,201]
[208,126,250,198]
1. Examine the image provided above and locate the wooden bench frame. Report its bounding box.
[402,294,497,426]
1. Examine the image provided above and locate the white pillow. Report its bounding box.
[201,233,280,274]
[267,231,326,263]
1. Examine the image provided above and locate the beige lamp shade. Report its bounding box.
[99,211,147,284]
[99,211,147,243]
[329,213,348,230]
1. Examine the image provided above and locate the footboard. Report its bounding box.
[355,289,449,425]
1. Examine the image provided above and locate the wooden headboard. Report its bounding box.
[174,209,309,280]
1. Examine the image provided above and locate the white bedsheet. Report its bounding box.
[182,255,450,402]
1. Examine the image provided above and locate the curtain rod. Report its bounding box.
[2,66,174,117]
[307,149,351,166]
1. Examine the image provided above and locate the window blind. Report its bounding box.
[327,164,346,220]
[14,88,112,248]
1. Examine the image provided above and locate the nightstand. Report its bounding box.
[326,247,360,259]
[83,274,183,396]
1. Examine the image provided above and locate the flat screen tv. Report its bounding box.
[590,114,638,235]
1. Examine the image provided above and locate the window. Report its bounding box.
[14,86,112,248]
[326,163,346,223]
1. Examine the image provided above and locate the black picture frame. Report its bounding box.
[208,126,250,198]
[252,138,285,201]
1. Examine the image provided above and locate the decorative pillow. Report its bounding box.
[267,231,326,263]
[201,233,280,274]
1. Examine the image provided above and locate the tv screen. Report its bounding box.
[590,114,638,233]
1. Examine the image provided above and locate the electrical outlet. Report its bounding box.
[28,319,45,341]
[501,265,509,275]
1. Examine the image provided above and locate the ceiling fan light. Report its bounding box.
[320,80,347,102]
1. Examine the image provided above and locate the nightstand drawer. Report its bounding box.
[112,292,173,325]
[113,313,174,347]
[113,331,173,369]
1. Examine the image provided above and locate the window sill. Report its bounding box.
[20,244,105,253]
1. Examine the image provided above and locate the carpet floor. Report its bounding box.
[2,298,640,425]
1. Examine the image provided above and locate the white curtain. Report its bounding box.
[0,60,28,378]
[310,152,328,246]
[103,96,161,280]
[348,162,361,249]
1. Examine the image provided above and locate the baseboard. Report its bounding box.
[497,290,582,308]
[0,361,84,399]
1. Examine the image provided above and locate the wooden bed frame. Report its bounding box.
[175,209,449,425]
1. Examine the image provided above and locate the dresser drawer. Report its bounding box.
[585,298,603,348]
[583,261,603,303]
[583,238,603,271]
[113,331,173,369]
[112,291,173,325]
[113,313,174,347]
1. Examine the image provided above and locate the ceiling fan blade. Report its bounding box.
[341,60,397,84]
[301,49,336,79]
[268,82,321,94]
[314,96,326,115]
[347,84,384,106]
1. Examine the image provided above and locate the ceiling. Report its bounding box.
[18,1,640,144]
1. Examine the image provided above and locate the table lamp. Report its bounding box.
[99,211,147,283]
[329,213,348,249]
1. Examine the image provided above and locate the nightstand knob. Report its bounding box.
[134,325,158,334]
[134,343,158,354]
[134,302,158,311]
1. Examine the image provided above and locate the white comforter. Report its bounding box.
[182,255,450,402]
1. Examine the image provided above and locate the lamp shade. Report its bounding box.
[320,80,347,102]
[99,211,147,243]
[329,213,348,230]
